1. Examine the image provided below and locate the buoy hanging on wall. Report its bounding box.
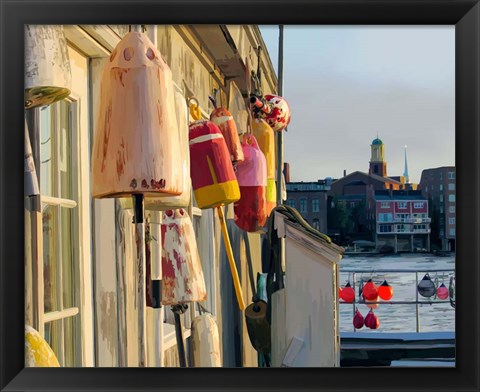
[234,133,268,232]
[91,31,183,199]
[25,325,60,367]
[161,209,207,305]
[119,87,191,210]
[252,118,276,216]
[252,94,291,132]
[189,120,240,209]
[418,273,436,298]
[210,107,244,165]
[378,280,394,301]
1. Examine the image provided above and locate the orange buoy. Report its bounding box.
[340,282,355,303]
[365,297,379,309]
[378,280,394,301]
[210,107,244,165]
[362,279,379,301]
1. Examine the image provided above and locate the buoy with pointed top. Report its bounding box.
[418,273,436,298]
[378,279,394,301]
[340,282,355,303]
[436,283,449,300]
[362,278,379,301]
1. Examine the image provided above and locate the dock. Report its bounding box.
[340,331,455,367]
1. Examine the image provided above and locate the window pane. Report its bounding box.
[63,315,78,367]
[43,205,59,313]
[59,101,73,200]
[40,106,54,197]
[44,320,61,363]
[61,207,75,309]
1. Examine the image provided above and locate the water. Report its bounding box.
[339,254,455,333]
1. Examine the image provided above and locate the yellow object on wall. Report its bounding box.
[252,118,275,179]
[25,325,60,367]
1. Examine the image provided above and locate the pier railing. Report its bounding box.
[339,268,455,333]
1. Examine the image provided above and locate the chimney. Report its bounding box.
[343,169,347,177]
[283,162,290,183]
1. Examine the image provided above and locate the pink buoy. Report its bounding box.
[437,283,449,300]
[234,134,268,232]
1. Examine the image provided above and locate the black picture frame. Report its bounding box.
[1,0,478,391]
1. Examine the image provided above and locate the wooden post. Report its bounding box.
[133,194,147,367]
[217,206,246,310]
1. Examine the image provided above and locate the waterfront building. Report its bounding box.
[327,137,415,244]
[285,179,331,232]
[419,166,456,251]
[368,189,431,252]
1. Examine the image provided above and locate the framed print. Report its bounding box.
[0,0,479,391]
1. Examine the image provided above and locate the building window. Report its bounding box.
[287,199,296,208]
[381,202,390,208]
[312,199,320,212]
[396,224,407,233]
[440,206,444,214]
[300,199,307,213]
[440,229,445,236]
[448,183,455,191]
[439,172,443,181]
[440,195,444,203]
[449,206,455,214]
[449,194,455,203]
[448,171,455,179]
[38,100,83,366]
[379,213,393,222]
[312,218,320,230]
[449,217,455,225]
[397,202,407,209]
[379,224,392,233]
[449,228,455,236]
[414,202,424,209]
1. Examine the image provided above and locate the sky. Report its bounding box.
[259,26,455,184]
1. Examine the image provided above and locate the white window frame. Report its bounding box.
[312,198,320,213]
[449,194,456,202]
[397,202,407,209]
[448,183,455,191]
[35,87,93,367]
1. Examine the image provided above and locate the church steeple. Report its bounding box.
[369,136,387,177]
[403,145,409,183]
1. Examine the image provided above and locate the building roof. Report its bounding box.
[335,171,401,185]
[374,190,426,201]
[372,138,383,145]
